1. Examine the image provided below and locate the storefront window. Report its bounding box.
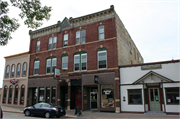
[3,86,8,103]
[39,87,45,103]
[101,85,114,108]
[20,85,25,105]
[166,87,179,104]
[14,85,19,104]
[8,85,13,104]
[51,87,56,104]
[128,89,142,104]
[46,87,50,103]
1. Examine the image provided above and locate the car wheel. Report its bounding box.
[45,112,51,118]
[25,110,30,116]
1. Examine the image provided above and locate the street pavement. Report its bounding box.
[1,105,180,119]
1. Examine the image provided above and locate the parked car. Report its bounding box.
[0,106,3,119]
[24,103,66,118]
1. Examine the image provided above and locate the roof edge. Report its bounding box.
[4,51,30,59]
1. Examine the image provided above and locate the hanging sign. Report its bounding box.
[54,68,60,79]
[10,79,19,85]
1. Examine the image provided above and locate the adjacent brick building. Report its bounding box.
[28,5,143,112]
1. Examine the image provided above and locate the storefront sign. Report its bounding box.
[10,79,19,85]
[54,68,60,79]
[141,64,162,70]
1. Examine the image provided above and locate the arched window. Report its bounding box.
[22,63,27,76]
[98,25,104,40]
[16,63,21,77]
[36,40,40,52]
[48,36,57,50]
[3,85,8,103]
[5,65,10,78]
[20,85,25,105]
[8,85,13,104]
[14,85,19,104]
[11,65,15,77]
[46,56,56,74]
[75,30,86,45]
[97,48,107,69]
[74,52,87,71]
[62,54,68,70]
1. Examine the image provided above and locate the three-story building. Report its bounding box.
[28,5,143,112]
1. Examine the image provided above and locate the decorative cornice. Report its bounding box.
[29,21,60,39]
[4,52,30,59]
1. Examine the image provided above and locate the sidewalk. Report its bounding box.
[1,105,180,118]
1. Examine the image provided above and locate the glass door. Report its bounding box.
[149,88,161,111]
[90,92,97,109]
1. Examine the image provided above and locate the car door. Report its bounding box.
[31,103,42,115]
[41,104,50,116]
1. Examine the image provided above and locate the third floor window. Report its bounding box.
[36,40,40,52]
[98,26,104,40]
[76,30,86,45]
[48,37,57,50]
[63,34,68,47]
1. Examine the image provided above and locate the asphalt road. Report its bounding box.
[3,112,74,119]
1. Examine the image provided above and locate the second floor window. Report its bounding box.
[63,34,68,47]
[16,64,21,77]
[36,40,40,52]
[74,52,87,71]
[22,63,27,76]
[46,57,56,74]
[48,37,57,50]
[11,65,15,77]
[5,66,9,78]
[62,54,68,69]
[98,49,107,69]
[34,60,39,75]
[98,26,104,40]
[76,30,86,45]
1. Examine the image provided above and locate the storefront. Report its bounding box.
[82,72,115,112]
[119,60,180,114]
[27,77,58,106]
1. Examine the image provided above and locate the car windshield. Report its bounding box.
[50,104,61,108]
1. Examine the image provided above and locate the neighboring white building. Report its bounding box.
[119,59,180,114]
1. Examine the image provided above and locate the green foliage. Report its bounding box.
[0,0,52,45]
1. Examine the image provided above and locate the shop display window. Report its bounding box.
[128,89,142,104]
[165,87,179,105]
[3,86,8,103]
[101,85,114,108]
[51,87,56,104]
[46,87,50,103]
[14,85,19,104]
[8,85,13,104]
[20,85,25,105]
[39,87,45,103]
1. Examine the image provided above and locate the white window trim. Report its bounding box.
[74,54,80,71]
[98,50,107,69]
[98,25,104,40]
[63,34,68,47]
[62,56,68,70]
[81,53,87,71]
[34,61,40,75]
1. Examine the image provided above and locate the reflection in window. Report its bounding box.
[128,89,142,104]
[74,53,87,71]
[63,34,68,46]
[14,85,19,104]
[75,30,86,45]
[3,86,8,103]
[51,87,56,104]
[5,66,9,78]
[98,26,104,40]
[8,85,13,104]
[16,64,21,77]
[101,85,114,108]
[34,60,39,75]
[39,87,44,103]
[20,85,25,105]
[62,55,68,69]
[46,57,56,74]
[98,50,107,69]
[48,37,57,50]
[166,87,179,104]
[22,63,27,76]
[36,40,40,52]
[46,87,50,103]
[11,65,15,77]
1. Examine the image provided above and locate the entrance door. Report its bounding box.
[149,88,161,111]
[90,92,97,109]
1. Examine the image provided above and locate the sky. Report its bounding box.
[0,0,179,88]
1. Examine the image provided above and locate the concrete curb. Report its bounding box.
[3,110,77,118]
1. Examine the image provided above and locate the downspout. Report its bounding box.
[119,67,121,113]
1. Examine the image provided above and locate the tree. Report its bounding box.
[0,0,52,45]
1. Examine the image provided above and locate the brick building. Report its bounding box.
[28,5,143,112]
